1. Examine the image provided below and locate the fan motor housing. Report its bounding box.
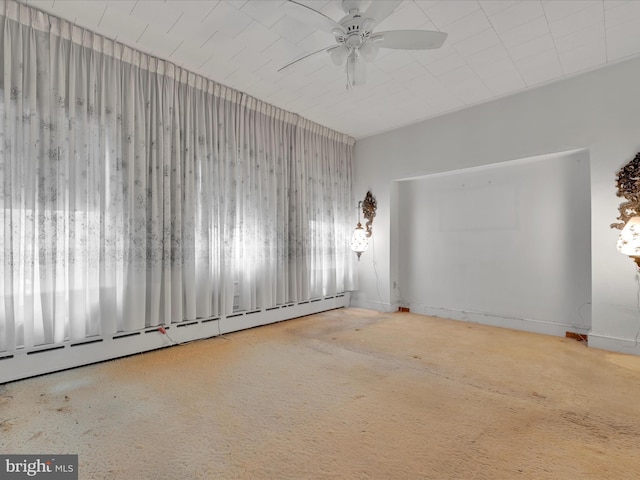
[339,16,370,48]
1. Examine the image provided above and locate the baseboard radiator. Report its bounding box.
[0,293,350,384]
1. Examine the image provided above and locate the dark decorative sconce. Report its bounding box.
[612,152,640,267]
[350,191,377,260]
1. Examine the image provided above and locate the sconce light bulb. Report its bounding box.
[617,216,640,256]
[350,223,369,259]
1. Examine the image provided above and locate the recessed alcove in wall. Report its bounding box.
[391,149,592,337]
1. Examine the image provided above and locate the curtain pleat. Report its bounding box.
[0,0,355,353]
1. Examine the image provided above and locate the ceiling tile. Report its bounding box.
[606,23,640,61]
[103,0,137,14]
[139,24,185,59]
[445,9,493,45]
[374,51,416,72]
[165,8,217,38]
[424,91,466,112]
[605,16,638,40]
[165,0,220,15]
[253,59,289,83]
[223,67,261,91]
[473,57,521,80]
[603,1,629,10]
[453,82,493,104]
[558,39,606,74]
[201,1,253,38]
[422,0,481,28]
[261,38,306,66]
[401,70,439,92]
[234,21,280,50]
[356,66,392,88]
[414,1,444,14]
[240,0,287,27]
[313,0,341,18]
[206,31,247,61]
[390,60,429,81]
[271,13,316,43]
[479,0,519,16]
[231,46,274,73]
[437,64,478,85]
[516,50,563,85]
[376,1,431,30]
[425,52,467,76]
[542,1,600,22]
[296,30,335,53]
[302,56,340,78]
[411,41,459,65]
[246,81,285,102]
[130,1,183,31]
[98,6,148,44]
[553,21,604,54]
[498,15,550,48]
[453,28,502,57]
[199,54,241,82]
[48,0,104,28]
[604,0,640,27]
[481,67,526,95]
[547,3,603,37]
[488,0,544,33]
[507,33,555,61]
[464,44,511,70]
[171,42,220,69]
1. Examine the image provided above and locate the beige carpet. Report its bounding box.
[2,308,640,479]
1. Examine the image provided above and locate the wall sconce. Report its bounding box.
[612,152,640,267]
[350,191,377,260]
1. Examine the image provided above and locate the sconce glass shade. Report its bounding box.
[350,223,369,259]
[617,216,640,256]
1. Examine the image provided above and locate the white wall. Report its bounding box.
[395,151,591,337]
[352,55,640,354]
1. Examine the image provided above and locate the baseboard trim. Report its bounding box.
[409,303,590,338]
[348,296,395,313]
[587,332,640,354]
[1,293,350,384]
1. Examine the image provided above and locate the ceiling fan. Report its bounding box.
[279,0,448,89]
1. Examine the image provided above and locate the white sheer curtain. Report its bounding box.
[0,1,355,353]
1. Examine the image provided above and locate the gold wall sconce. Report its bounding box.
[612,152,640,267]
[350,191,377,260]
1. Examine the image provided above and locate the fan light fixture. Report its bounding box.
[359,40,379,62]
[280,1,448,90]
[346,51,366,88]
[329,45,349,66]
[350,191,377,260]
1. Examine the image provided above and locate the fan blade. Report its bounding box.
[278,46,334,73]
[363,0,401,25]
[285,1,344,34]
[377,30,447,50]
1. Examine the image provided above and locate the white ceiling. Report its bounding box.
[18,0,640,139]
